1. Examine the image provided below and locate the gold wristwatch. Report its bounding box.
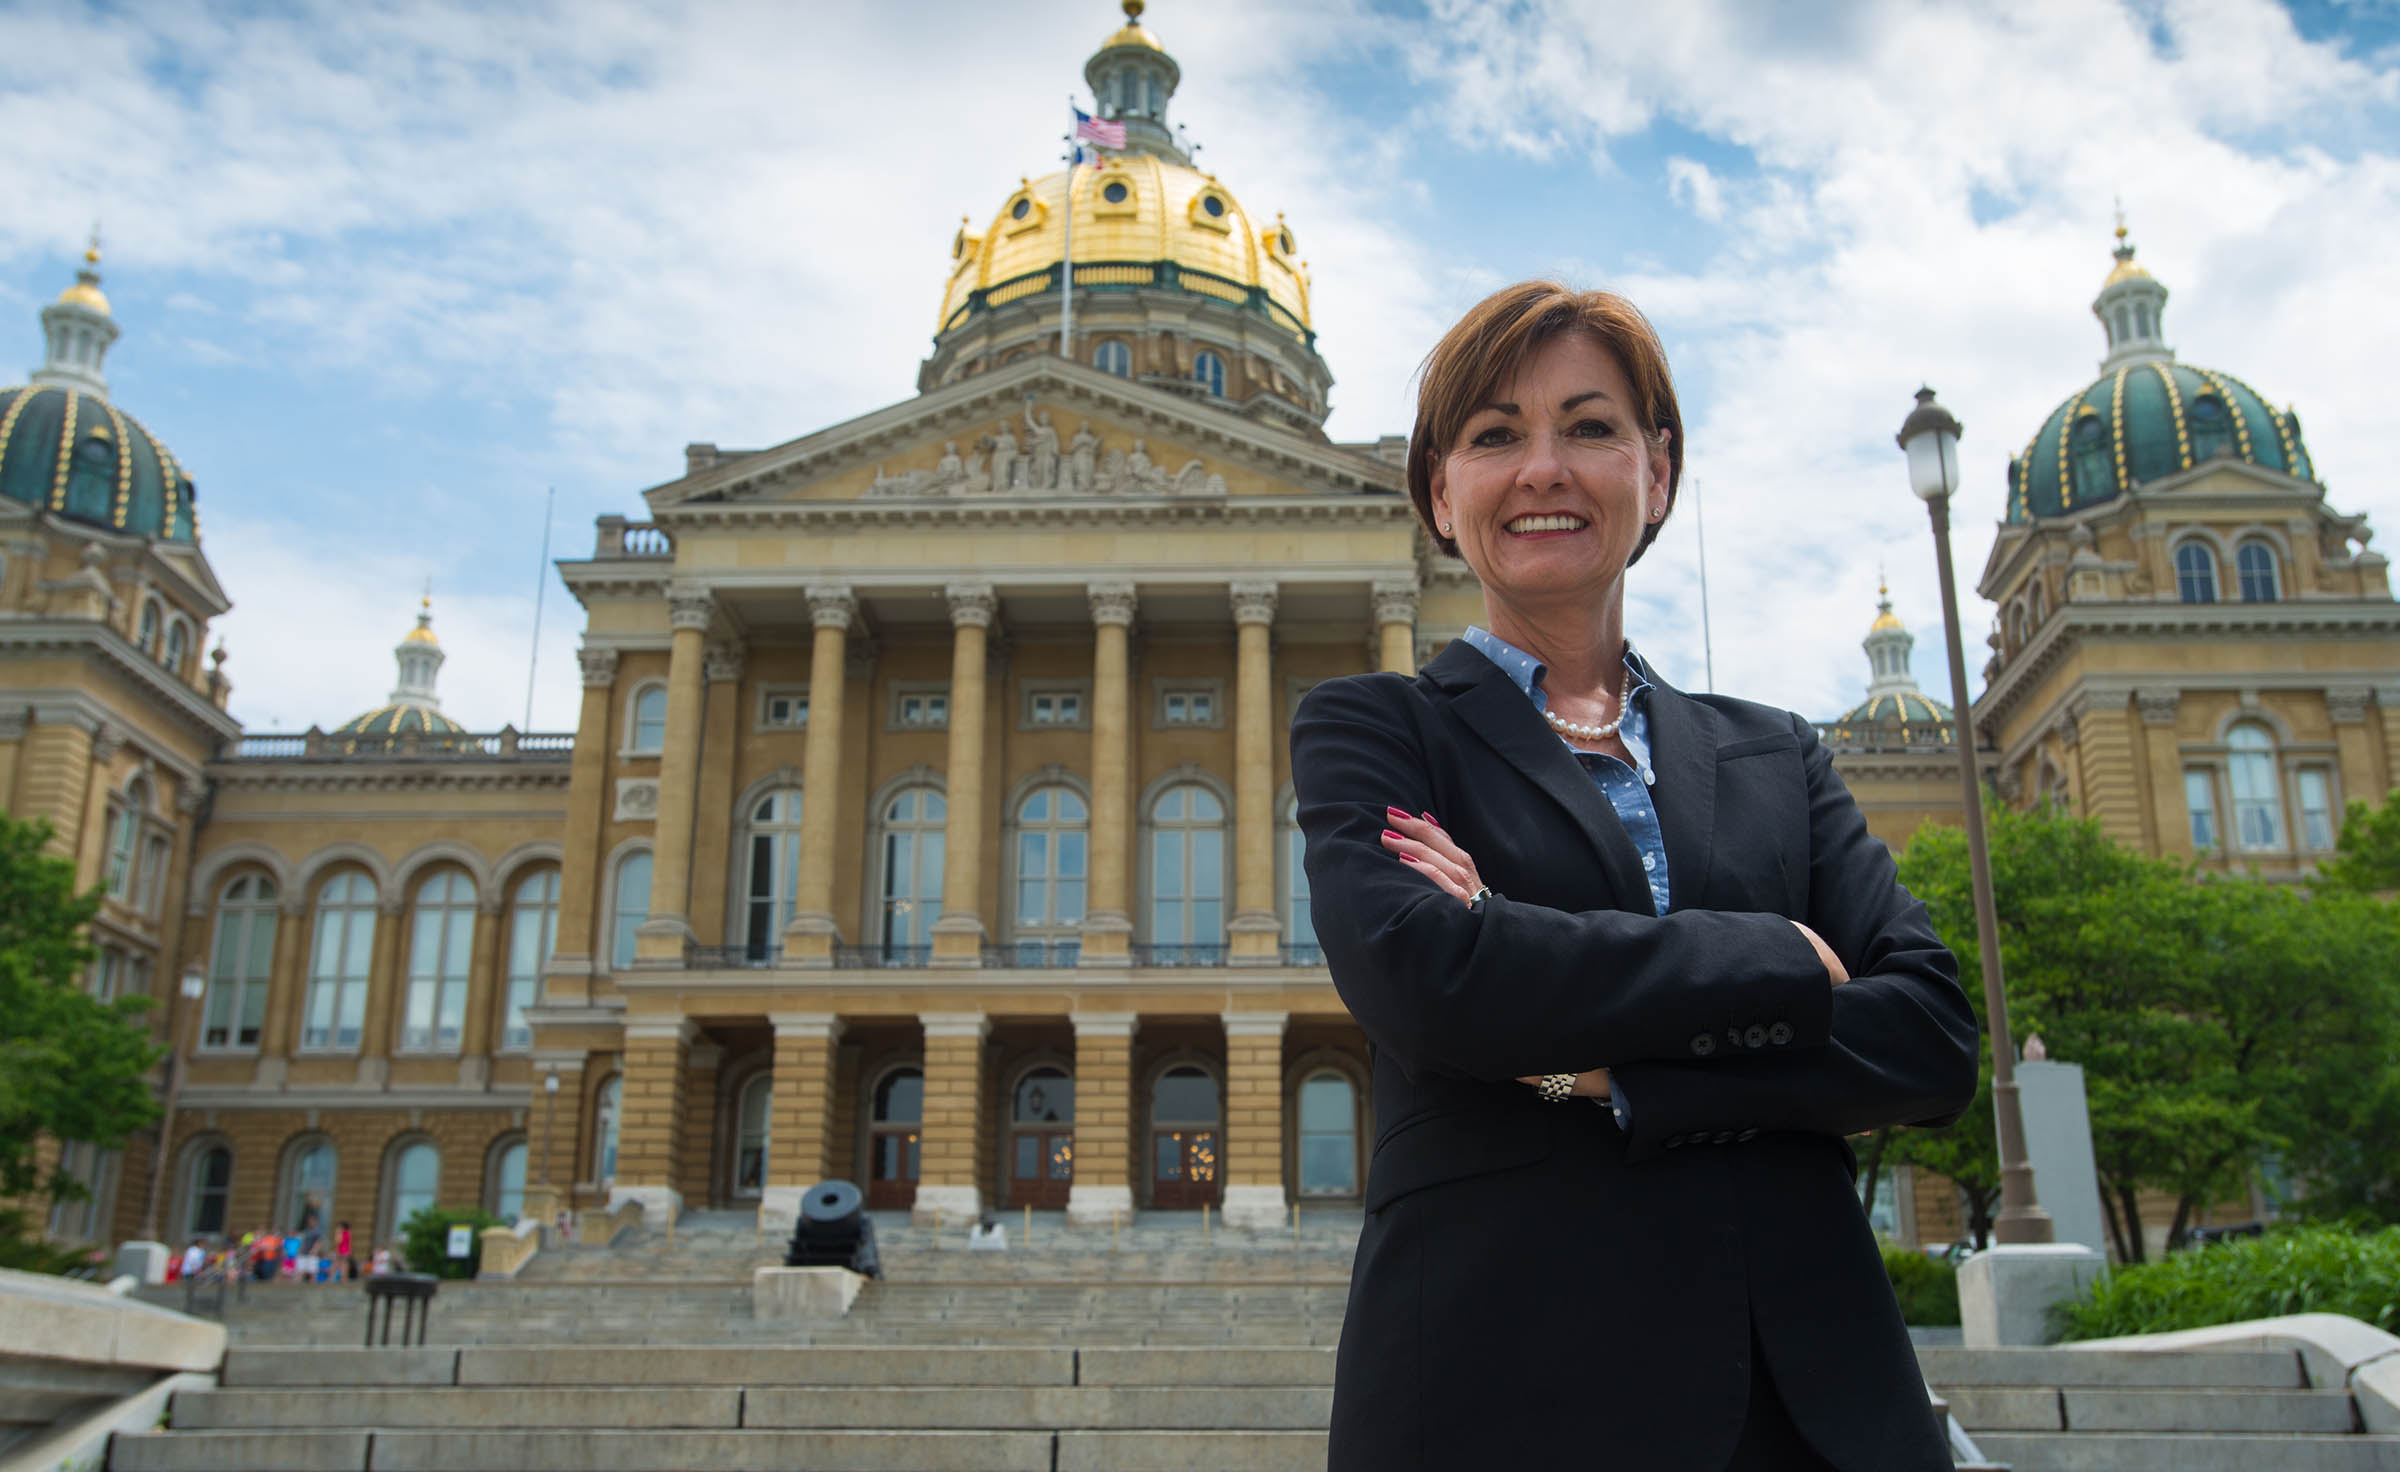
[1534,1073,1576,1103]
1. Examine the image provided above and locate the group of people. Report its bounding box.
[168,1206,408,1285]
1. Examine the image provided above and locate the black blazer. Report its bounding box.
[1292,640,1978,1472]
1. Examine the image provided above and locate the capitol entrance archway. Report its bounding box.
[1005,1064,1074,1208]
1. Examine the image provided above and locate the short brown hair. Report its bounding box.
[1406,281,1684,568]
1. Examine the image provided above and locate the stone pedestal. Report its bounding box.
[117,1240,168,1286]
[757,1186,806,1238]
[1065,1183,1133,1229]
[2018,1059,2108,1259]
[910,1183,980,1230]
[606,1184,682,1229]
[1220,1185,1288,1232]
[753,1266,865,1319]
[1959,1243,2105,1346]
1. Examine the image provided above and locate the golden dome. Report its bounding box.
[938,153,1312,340]
[402,596,439,646]
[1102,0,1162,50]
[1869,606,1905,633]
[2102,218,2151,287]
[55,281,110,314]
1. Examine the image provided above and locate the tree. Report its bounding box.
[2317,786,2400,894]
[0,813,162,1260]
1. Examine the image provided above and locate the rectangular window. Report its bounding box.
[205,901,278,1050]
[1030,691,1081,726]
[2185,768,2220,852]
[504,872,559,1052]
[760,690,809,729]
[140,834,171,916]
[897,691,949,729]
[1163,689,1214,725]
[104,806,137,899]
[2297,768,2336,852]
[91,949,121,1001]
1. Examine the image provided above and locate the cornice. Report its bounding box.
[205,762,574,796]
[651,491,1411,536]
[178,1085,531,1111]
[0,623,242,743]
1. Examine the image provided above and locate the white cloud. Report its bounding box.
[1664,157,1725,222]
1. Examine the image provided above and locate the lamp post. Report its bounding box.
[540,1069,561,1185]
[140,967,210,1243]
[1897,386,2053,1247]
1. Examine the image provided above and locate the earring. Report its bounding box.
[1440,523,1453,536]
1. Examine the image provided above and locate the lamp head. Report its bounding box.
[1897,386,1964,503]
[179,968,206,1000]
[544,1072,561,1094]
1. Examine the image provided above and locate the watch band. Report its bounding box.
[1535,1073,1575,1103]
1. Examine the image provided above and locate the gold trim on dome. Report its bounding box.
[2195,368,2254,459]
[2148,361,2190,470]
[49,390,77,511]
[1186,188,1234,234]
[101,399,133,528]
[0,388,31,475]
[142,421,183,535]
[2108,368,2130,496]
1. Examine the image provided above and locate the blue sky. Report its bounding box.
[2,0,2395,733]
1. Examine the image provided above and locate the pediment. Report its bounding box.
[644,356,1398,515]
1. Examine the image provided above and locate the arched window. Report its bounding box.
[1094,340,1131,377]
[503,868,559,1051]
[1150,1064,1220,1209]
[628,685,668,753]
[185,1144,233,1238]
[2226,725,2285,851]
[743,787,803,961]
[1282,797,1317,963]
[610,850,652,970]
[1013,786,1086,965]
[2297,768,2337,852]
[137,598,161,656]
[205,874,278,1050]
[403,871,476,1052]
[282,1139,336,1234]
[866,1067,922,1210]
[2191,394,2233,461]
[2069,416,2111,505]
[878,788,946,960]
[304,872,378,1051]
[2237,541,2280,603]
[2175,541,2219,604]
[1296,1071,1359,1197]
[1148,784,1224,962]
[384,1140,441,1240]
[734,1073,771,1198]
[593,1076,623,1183]
[1193,350,1226,397]
[1007,1065,1074,1208]
[487,1137,527,1221]
[105,778,147,901]
[164,619,189,676]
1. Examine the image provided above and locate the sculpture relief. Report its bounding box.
[863,412,1227,499]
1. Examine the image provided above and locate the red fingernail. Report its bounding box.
[1381,828,1402,841]
[1386,805,1409,819]
[1397,853,1420,864]
[1420,811,1439,824]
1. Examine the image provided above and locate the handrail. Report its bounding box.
[221,729,576,762]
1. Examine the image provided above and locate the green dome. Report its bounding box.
[330,703,468,741]
[1832,690,1952,729]
[2007,362,2315,524]
[0,384,196,541]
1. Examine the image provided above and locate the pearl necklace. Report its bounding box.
[1544,664,1632,743]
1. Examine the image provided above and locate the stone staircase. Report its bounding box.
[1923,1344,2400,1470]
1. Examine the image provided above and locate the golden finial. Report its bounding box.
[84,224,101,267]
[2113,196,2127,243]
[1124,0,1145,18]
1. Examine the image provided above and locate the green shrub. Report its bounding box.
[1884,1245,1961,1325]
[2054,1224,2400,1342]
[397,1206,504,1280]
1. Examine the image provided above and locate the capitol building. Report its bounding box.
[10,2,2395,1262]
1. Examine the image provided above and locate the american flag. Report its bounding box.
[1074,107,1126,152]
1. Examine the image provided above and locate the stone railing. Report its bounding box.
[592,515,674,559]
[0,1267,224,1470]
[477,1219,543,1279]
[1811,719,1981,755]
[221,727,575,762]
[576,1200,644,1247]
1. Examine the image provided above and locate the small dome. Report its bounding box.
[0,384,196,541]
[329,703,468,741]
[2007,362,2314,523]
[56,281,110,314]
[1833,690,1953,728]
[1868,605,1905,634]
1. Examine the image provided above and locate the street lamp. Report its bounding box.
[541,1069,561,1185]
[1897,386,2053,1247]
[140,967,210,1243]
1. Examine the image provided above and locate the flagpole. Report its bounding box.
[1060,99,1076,361]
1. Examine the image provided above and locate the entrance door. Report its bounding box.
[1148,1064,1221,1210]
[865,1067,921,1211]
[1006,1066,1074,1209]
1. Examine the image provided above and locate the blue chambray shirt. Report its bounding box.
[1462,625,1667,1132]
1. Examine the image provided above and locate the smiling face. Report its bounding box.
[1429,331,1673,626]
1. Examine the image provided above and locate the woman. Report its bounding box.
[1291,281,1978,1471]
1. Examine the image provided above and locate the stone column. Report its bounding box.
[784,586,855,967]
[762,1013,844,1230]
[354,896,405,1090]
[2329,687,2379,813]
[931,583,997,967]
[1066,1012,1137,1226]
[676,1041,723,1207]
[1373,576,1419,676]
[913,1012,989,1226]
[1081,584,1137,965]
[634,590,716,965]
[252,893,311,1087]
[686,642,747,953]
[72,724,126,890]
[2067,696,2145,849]
[547,649,619,1005]
[0,708,24,810]
[612,1017,696,1224]
[1228,580,1282,962]
[15,716,95,862]
[2135,689,2189,859]
[1221,1011,1290,1229]
[456,899,504,1088]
